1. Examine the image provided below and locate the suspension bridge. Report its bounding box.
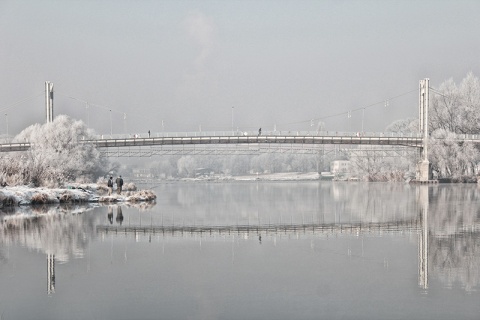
[0,78,470,181]
[0,130,423,152]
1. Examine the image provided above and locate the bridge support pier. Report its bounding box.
[417,160,432,181]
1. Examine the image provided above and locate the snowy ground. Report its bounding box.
[232,172,320,181]
[179,172,321,182]
[0,184,156,207]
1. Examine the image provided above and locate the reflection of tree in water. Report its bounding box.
[0,248,6,263]
[430,233,480,292]
[328,182,417,222]
[0,205,98,262]
[0,202,154,263]
[163,182,418,225]
[426,185,480,292]
[429,186,480,232]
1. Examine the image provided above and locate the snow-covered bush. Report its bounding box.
[95,177,109,194]
[31,192,55,204]
[127,190,156,202]
[1,115,108,187]
[124,182,137,191]
[0,193,16,208]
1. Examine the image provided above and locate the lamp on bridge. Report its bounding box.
[231,106,234,135]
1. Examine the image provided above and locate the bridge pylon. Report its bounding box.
[416,78,433,182]
[45,81,54,123]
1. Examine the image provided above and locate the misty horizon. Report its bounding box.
[1,1,479,137]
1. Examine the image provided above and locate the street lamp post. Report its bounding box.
[123,113,127,137]
[231,106,234,135]
[361,108,365,133]
[5,113,8,136]
[85,102,89,127]
[109,109,112,137]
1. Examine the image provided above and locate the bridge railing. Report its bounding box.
[12,130,480,143]
[93,131,423,140]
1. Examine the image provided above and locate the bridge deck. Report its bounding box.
[93,135,423,148]
[0,134,424,152]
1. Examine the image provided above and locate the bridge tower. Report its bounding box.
[417,78,432,181]
[45,81,54,123]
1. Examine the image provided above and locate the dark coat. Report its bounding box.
[116,177,123,187]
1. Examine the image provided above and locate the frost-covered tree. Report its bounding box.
[0,115,106,187]
[429,129,479,180]
[227,155,250,175]
[427,73,480,179]
[177,155,196,178]
[430,72,480,134]
[385,118,418,134]
[349,117,418,181]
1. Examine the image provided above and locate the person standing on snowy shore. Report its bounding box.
[107,177,113,195]
[116,176,124,194]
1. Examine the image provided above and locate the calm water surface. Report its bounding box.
[1,182,479,320]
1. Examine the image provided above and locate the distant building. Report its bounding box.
[195,168,214,177]
[132,168,154,179]
[330,160,351,177]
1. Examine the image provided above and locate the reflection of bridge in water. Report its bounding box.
[96,219,422,237]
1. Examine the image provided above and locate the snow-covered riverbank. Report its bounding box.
[0,184,156,208]
[162,172,322,182]
[232,172,320,181]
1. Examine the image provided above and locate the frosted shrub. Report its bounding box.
[96,176,108,185]
[75,176,91,184]
[0,193,16,207]
[124,182,137,191]
[97,185,109,194]
[31,192,54,204]
[128,190,156,202]
[59,192,73,203]
[95,177,109,194]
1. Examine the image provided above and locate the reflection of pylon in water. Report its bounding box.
[47,253,55,294]
[418,186,429,291]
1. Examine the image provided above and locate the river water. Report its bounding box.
[0,181,479,320]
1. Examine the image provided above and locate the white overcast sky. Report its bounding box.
[1,0,480,136]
